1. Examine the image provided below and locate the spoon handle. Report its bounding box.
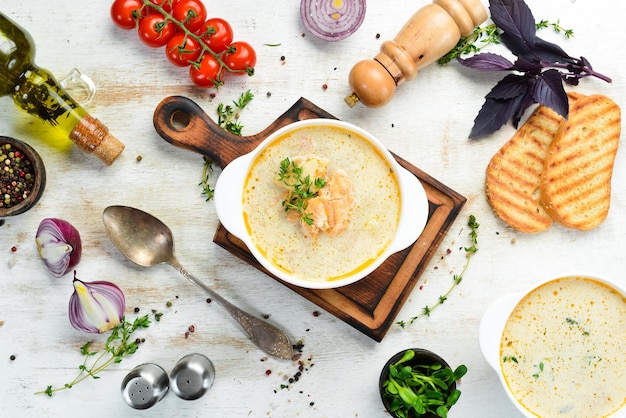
[168,258,294,360]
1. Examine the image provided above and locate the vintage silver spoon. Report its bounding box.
[102,205,293,360]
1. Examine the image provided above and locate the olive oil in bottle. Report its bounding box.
[0,12,124,165]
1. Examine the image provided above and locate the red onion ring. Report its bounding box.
[300,0,367,41]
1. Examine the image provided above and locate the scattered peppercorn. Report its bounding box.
[376,33,381,39]
[322,83,328,90]
[312,310,320,317]
[262,313,270,319]
[280,55,285,61]
[265,369,272,376]
[188,325,195,333]
[134,307,140,313]
[152,310,164,322]
[11,246,17,252]
[10,354,16,361]
[0,143,35,209]
[136,155,142,162]
[166,301,172,308]
[206,298,212,304]
[266,92,271,97]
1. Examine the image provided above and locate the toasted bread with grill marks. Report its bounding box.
[485,93,584,233]
[540,94,621,231]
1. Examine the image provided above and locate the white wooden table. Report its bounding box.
[1,1,624,417]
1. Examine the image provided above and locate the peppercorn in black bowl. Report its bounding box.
[0,136,46,217]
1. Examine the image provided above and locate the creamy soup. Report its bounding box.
[242,124,401,283]
[500,276,626,417]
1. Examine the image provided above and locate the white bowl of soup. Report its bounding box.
[479,274,626,417]
[214,119,428,289]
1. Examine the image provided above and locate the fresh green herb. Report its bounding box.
[532,361,545,378]
[565,317,590,336]
[439,19,574,65]
[264,43,282,47]
[502,356,519,364]
[199,90,254,201]
[217,89,254,135]
[398,215,479,327]
[277,158,326,226]
[198,156,215,201]
[36,315,151,396]
[382,349,468,418]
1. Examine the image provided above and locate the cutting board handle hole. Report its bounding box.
[170,109,191,130]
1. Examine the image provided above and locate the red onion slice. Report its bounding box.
[69,275,126,334]
[35,218,82,278]
[300,0,366,41]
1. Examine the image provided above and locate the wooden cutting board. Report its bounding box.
[153,96,466,341]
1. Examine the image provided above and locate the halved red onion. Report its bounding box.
[69,274,125,334]
[300,0,366,41]
[35,218,82,277]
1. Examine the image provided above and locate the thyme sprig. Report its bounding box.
[439,19,574,65]
[36,315,152,396]
[217,89,254,136]
[198,90,254,200]
[278,158,326,226]
[398,215,479,328]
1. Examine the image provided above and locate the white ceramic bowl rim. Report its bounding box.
[214,119,429,289]
[479,273,626,418]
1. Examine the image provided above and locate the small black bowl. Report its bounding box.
[379,348,457,418]
[0,136,46,217]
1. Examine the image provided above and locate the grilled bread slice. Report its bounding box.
[485,93,584,233]
[540,94,621,231]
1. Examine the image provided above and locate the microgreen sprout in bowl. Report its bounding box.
[379,348,467,418]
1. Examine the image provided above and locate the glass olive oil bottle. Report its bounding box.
[0,12,124,165]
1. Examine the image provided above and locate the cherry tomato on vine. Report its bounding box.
[111,0,143,30]
[172,0,207,32]
[190,55,223,88]
[198,18,233,54]
[224,41,257,76]
[137,13,176,48]
[166,34,202,67]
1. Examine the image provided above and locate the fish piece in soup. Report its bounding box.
[302,169,355,239]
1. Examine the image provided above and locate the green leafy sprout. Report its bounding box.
[36,315,153,396]
[438,19,574,65]
[398,215,479,327]
[199,90,254,201]
[382,349,468,418]
[277,158,326,226]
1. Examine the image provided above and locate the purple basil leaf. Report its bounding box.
[469,76,530,138]
[512,56,542,74]
[489,0,537,59]
[532,36,575,64]
[457,53,514,71]
[486,73,529,100]
[532,69,569,118]
[563,75,581,86]
[512,90,535,127]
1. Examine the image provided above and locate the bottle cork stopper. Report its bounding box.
[70,114,125,165]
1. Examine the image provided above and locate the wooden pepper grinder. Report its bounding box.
[345,0,487,108]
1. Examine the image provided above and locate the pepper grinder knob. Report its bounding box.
[345,0,487,108]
